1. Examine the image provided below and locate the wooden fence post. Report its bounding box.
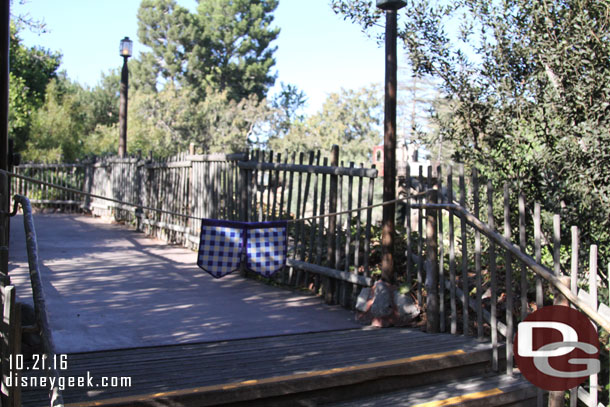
[239,152,249,277]
[239,151,249,223]
[1,285,20,407]
[548,275,571,407]
[425,188,439,333]
[324,145,339,304]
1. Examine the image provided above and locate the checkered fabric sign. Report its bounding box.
[246,226,287,277]
[197,219,288,279]
[197,219,243,278]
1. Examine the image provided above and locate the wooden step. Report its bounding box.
[324,372,539,407]
[20,328,500,406]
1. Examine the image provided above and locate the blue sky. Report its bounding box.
[10,0,387,114]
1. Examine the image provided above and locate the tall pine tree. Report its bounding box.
[137,0,279,101]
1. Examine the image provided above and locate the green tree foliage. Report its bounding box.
[137,0,279,101]
[333,0,610,267]
[23,72,121,162]
[23,76,87,162]
[13,0,281,161]
[8,23,61,152]
[127,84,271,156]
[268,82,307,140]
[269,86,382,164]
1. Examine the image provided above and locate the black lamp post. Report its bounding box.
[377,0,405,284]
[118,37,132,158]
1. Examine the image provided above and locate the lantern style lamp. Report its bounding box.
[118,37,132,158]
[376,0,406,10]
[119,36,133,58]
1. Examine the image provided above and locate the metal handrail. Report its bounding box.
[11,195,64,407]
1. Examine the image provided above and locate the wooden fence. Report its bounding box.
[406,164,609,406]
[84,152,246,247]
[1,283,21,407]
[10,151,610,404]
[239,146,378,307]
[11,146,380,308]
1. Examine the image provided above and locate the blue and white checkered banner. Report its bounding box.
[197,219,288,279]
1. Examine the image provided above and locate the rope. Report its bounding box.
[1,169,432,224]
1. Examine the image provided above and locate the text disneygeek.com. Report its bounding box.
[7,354,132,390]
[6,372,132,391]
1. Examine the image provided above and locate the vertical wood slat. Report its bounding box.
[345,162,355,275]
[246,158,253,223]
[472,168,482,339]
[271,153,281,221]
[315,157,329,268]
[589,245,598,407]
[405,164,412,285]
[569,225,579,407]
[306,151,322,288]
[283,152,296,286]
[335,161,345,304]
[354,163,364,276]
[352,163,364,305]
[266,151,274,220]
[258,151,265,222]
[504,183,513,376]
[278,153,288,220]
[459,165,468,335]
[553,214,561,276]
[227,160,233,220]
[363,172,374,276]
[1,285,20,407]
[437,165,445,333]
[296,152,315,287]
[487,181,498,372]
[534,203,543,308]
[299,152,315,255]
[325,145,339,304]
[252,150,259,222]
[221,160,226,220]
[336,163,344,272]
[417,166,424,306]
[425,183,439,333]
[448,166,457,335]
[292,152,305,286]
[256,151,265,222]
[519,193,527,320]
[286,152,296,220]
[571,226,579,296]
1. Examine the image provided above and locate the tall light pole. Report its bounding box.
[118,37,133,158]
[1,0,9,277]
[377,0,405,285]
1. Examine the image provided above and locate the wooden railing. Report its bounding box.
[238,146,378,307]
[12,164,86,209]
[8,195,64,407]
[11,146,380,309]
[9,155,610,403]
[407,164,609,406]
[0,282,21,407]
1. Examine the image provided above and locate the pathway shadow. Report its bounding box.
[9,214,359,353]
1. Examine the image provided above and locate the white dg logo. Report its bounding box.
[517,321,600,378]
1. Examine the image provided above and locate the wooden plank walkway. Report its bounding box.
[20,328,497,406]
[327,372,537,406]
[8,214,359,353]
[8,213,533,406]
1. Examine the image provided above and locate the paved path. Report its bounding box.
[9,214,359,353]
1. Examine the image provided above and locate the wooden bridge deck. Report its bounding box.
[20,328,500,406]
[8,214,359,353]
[9,214,537,406]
